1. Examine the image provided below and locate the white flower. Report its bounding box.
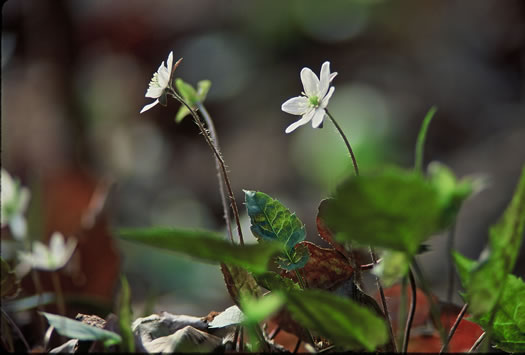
[140,51,182,114]
[18,232,77,272]
[281,61,337,134]
[1,168,30,240]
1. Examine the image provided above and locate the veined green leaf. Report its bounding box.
[41,312,121,347]
[284,288,389,351]
[244,190,309,271]
[118,276,134,352]
[255,272,301,292]
[324,167,443,255]
[119,227,280,274]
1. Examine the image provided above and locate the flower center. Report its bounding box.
[308,95,320,107]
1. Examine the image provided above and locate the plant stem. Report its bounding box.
[468,332,485,353]
[402,269,417,353]
[324,109,395,349]
[440,303,468,353]
[51,271,66,316]
[293,339,301,353]
[1,308,30,352]
[446,220,457,304]
[412,260,447,345]
[169,90,244,245]
[325,110,359,176]
[414,106,437,173]
[268,326,281,340]
[196,102,234,244]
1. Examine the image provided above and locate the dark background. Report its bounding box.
[2,0,525,316]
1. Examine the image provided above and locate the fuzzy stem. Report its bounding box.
[169,90,244,245]
[402,269,417,353]
[440,303,468,353]
[325,110,359,176]
[195,102,234,244]
[325,109,395,349]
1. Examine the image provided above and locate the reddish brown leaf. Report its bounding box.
[280,241,354,290]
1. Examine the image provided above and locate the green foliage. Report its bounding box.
[255,272,301,292]
[118,276,135,352]
[244,190,309,271]
[240,292,286,325]
[284,288,389,351]
[372,250,411,287]
[119,227,280,274]
[221,263,262,304]
[174,79,211,123]
[324,167,443,254]
[41,312,121,347]
[454,167,525,317]
[414,106,437,172]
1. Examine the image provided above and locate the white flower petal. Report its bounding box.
[329,72,338,82]
[140,100,160,114]
[281,96,310,115]
[166,51,174,75]
[311,108,326,128]
[300,67,319,97]
[320,86,335,109]
[9,215,27,240]
[146,86,164,99]
[157,65,170,88]
[285,109,315,134]
[318,61,331,98]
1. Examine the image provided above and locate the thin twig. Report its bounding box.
[440,303,468,353]
[1,308,30,352]
[468,332,485,353]
[293,339,301,353]
[196,102,234,244]
[170,90,244,245]
[446,220,457,304]
[402,269,417,353]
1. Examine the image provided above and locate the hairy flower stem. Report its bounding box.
[196,102,234,244]
[169,90,244,245]
[325,109,395,350]
[412,260,447,345]
[402,269,417,353]
[440,303,468,353]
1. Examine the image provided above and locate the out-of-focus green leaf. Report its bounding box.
[175,78,197,103]
[1,257,20,299]
[255,272,301,292]
[119,227,280,274]
[41,312,121,347]
[244,190,309,271]
[3,293,55,313]
[373,250,411,287]
[174,79,212,123]
[240,292,285,325]
[324,167,443,255]
[118,276,134,352]
[456,167,525,316]
[284,288,388,351]
[414,106,437,172]
[196,80,211,102]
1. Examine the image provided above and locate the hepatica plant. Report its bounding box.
[8,52,523,353]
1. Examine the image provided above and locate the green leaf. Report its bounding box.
[255,272,301,292]
[373,250,411,287]
[240,292,285,325]
[414,106,437,172]
[175,106,190,123]
[324,167,443,255]
[118,276,134,352]
[1,257,20,299]
[244,190,309,271]
[175,78,197,103]
[474,275,525,352]
[41,312,121,347]
[3,293,55,313]
[196,80,211,102]
[457,166,525,316]
[119,227,280,274]
[284,288,389,351]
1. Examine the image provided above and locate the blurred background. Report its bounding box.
[2,0,525,321]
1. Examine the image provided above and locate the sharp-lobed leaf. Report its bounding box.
[284,288,389,351]
[119,227,280,274]
[244,190,309,271]
[41,312,121,346]
[324,167,444,255]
